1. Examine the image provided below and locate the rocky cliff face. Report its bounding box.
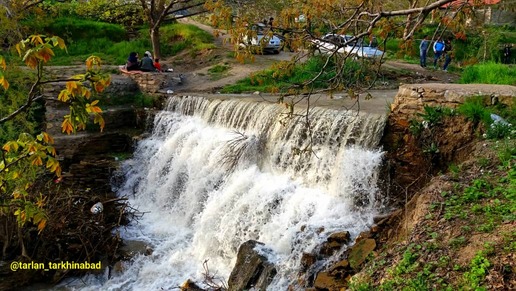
[383,83,516,200]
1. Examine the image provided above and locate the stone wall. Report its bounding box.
[390,83,516,121]
[121,71,168,93]
[383,83,516,198]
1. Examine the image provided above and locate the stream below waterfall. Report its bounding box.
[61,96,387,290]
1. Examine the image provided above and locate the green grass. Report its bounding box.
[10,18,216,66]
[160,23,215,55]
[208,64,231,80]
[459,62,516,85]
[221,56,374,93]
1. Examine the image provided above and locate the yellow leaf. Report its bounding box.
[42,132,54,144]
[54,164,62,177]
[58,90,70,102]
[0,56,5,70]
[15,43,22,57]
[61,118,74,134]
[37,219,47,233]
[30,35,44,45]
[90,100,99,106]
[90,106,102,113]
[66,81,78,92]
[31,156,43,166]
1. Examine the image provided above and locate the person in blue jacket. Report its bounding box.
[433,37,445,69]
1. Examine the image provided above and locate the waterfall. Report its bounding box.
[71,95,386,290]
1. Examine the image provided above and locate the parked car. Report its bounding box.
[311,34,385,59]
[240,23,282,54]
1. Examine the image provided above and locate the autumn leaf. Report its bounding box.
[0,76,8,90]
[61,117,75,134]
[0,56,5,70]
[37,47,55,62]
[30,35,44,45]
[31,156,43,166]
[58,90,70,102]
[37,219,47,233]
[66,81,78,92]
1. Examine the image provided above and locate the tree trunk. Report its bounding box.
[150,26,161,60]
[402,0,419,40]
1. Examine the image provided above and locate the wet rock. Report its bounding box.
[348,238,376,270]
[319,231,351,256]
[329,259,350,274]
[181,279,205,291]
[355,231,372,243]
[118,240,153,259]
[319,241,342,256]
[327,231,351,244]
[300,252,317,272]
[313,271,348,290]
[228,240,277,291]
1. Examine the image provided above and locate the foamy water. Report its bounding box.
[64,96,386,290]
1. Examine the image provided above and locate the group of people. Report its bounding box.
[419,35,453,72]
[125,50,163,72]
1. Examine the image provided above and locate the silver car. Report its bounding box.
[240,23,282,54]
[311,34,385,59]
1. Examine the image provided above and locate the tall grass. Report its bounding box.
[459,62,516,85]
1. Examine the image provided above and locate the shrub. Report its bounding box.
[457,97,491,124]
[459,62,516,85]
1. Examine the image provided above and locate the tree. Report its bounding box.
[0,34,110,257]
[212,0,494,97]
[137,0,209,59]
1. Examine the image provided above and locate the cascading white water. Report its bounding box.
[71,95,386,290]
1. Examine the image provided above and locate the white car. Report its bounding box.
[311,34,385,59]
[240,23,282,54]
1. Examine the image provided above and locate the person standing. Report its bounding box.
[419,35,429,67]
[442,37,453,72]
[433,37,445,69]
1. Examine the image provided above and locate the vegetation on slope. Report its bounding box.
[350,98,516,290]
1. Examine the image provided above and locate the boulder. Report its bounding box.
[319,231,351,256]
[313,271,348,290]
[228,240,277,291]
[348,239,376,270]
[181,279,205,291]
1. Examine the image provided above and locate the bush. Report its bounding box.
[459,62,516,85]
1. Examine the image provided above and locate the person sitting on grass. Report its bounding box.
[140,52,157,72]
[125,52,140,71]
